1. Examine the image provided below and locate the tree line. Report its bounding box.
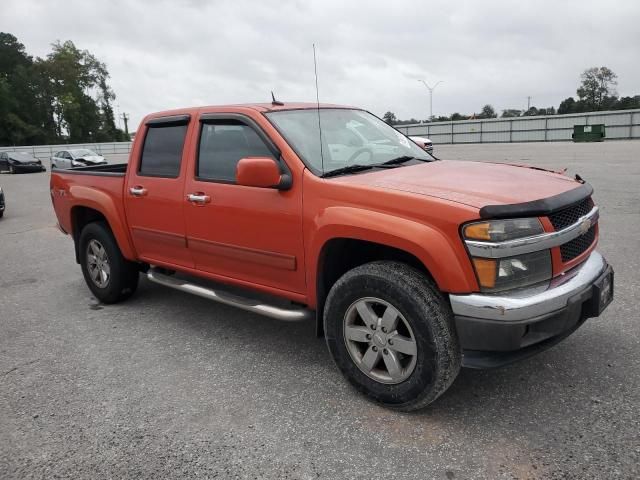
[0,32,128,147]
[384,67,640,125]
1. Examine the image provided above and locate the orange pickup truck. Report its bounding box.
[50,103,613,410]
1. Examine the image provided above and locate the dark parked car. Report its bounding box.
[0,186,5,218]
[0,151,46,173]
[50,149,107,169]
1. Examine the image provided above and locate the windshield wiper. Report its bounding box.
[380,155,429,166]
[321,164,376,178]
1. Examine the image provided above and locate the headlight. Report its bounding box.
[463,218,543,242]
[471,250,552,292]
[463,218,551,292]
[71,159,85,167]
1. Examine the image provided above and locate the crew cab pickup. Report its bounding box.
[50,103,614,410]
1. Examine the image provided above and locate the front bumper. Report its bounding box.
[12,163,46,172]
[450,251,613,368]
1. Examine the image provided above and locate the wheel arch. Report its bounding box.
[308,208,477,337]
[70,202,136,263]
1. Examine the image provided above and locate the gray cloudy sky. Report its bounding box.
[2,0,639,128]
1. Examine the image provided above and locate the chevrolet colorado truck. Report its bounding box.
[50,103,614,410]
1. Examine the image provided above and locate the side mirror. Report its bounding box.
[236,157,291,190]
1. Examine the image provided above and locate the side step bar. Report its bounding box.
[146,270,313,322]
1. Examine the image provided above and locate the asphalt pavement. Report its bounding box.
[1,141,639,479]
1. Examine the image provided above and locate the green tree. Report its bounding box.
[0,32,127,146]
[382,111,397,124]
[478,104,497,119]
[501,109,522,118]
[450,112,468,121]
[558,97,576,114]
[577,67,617,110]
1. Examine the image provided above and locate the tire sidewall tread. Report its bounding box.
[324,261,461,411]
[79,221,138,304]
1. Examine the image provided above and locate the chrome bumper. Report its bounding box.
[450,251,608,322]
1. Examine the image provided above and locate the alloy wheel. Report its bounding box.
[343,297,418,384]
[86,239,111,288]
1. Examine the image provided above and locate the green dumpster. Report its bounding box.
[572,124,605,142]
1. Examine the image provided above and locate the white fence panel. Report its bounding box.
[394,108,639,144]
[0,142,133,161]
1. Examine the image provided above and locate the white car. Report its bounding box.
[51,149,108,169]
[409,136,433,155]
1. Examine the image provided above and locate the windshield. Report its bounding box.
[266,108,433,176]
[70,149,97,157]
[9,152,36,160]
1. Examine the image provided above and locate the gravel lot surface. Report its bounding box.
[1,141,639,479]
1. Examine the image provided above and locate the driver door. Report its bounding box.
[183,114,306,295]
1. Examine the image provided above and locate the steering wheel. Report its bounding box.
[347,148,373,164]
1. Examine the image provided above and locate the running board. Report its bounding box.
[146,270,313,322]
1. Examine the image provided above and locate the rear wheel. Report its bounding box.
[324,261,461,411]
[79,221,139,303]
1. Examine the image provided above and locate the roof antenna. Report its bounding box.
[313,43,325,176]
[271,91,284,106]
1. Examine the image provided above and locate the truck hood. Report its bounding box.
[77,155,105,163]
[335,160,581,209]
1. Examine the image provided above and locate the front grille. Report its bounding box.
[560,225,596,262]
[548,197,593,230]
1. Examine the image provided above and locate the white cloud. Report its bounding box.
[2,0,638,128]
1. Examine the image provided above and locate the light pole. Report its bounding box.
[418,79,443,121]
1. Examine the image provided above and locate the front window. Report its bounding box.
[266,108,432,176]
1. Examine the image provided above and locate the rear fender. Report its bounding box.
[69,185,136,261]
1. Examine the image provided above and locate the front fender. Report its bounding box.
[306,206,478,307]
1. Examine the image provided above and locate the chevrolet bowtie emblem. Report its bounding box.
[579,218,592,234]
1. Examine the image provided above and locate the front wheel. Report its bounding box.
[324,261,461,411]
[79,221,139,304]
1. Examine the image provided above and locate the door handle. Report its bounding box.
[187,193,211,205]
[129,186,148,197]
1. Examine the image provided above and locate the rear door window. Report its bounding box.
[139,124,188,178]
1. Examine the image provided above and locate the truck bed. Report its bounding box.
[52,163,128,176]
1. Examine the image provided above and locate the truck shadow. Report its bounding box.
[126,277,623,428]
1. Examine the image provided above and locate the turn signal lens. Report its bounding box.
[463,218,543,242]
[472,258,497,289]
[464,222,491,240]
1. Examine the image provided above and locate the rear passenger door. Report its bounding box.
[183,114,306,295]
[125,114,194,268]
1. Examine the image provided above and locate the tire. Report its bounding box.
[324,261,461,411]
[79,221,139,304]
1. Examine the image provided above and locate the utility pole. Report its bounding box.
[115,104,122,129]
[120,113,130,136]
[527,96,531,111]
[419,79,443,121]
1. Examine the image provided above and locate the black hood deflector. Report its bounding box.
[479,183,593,219]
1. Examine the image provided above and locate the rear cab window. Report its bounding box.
[139,116,190,178]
